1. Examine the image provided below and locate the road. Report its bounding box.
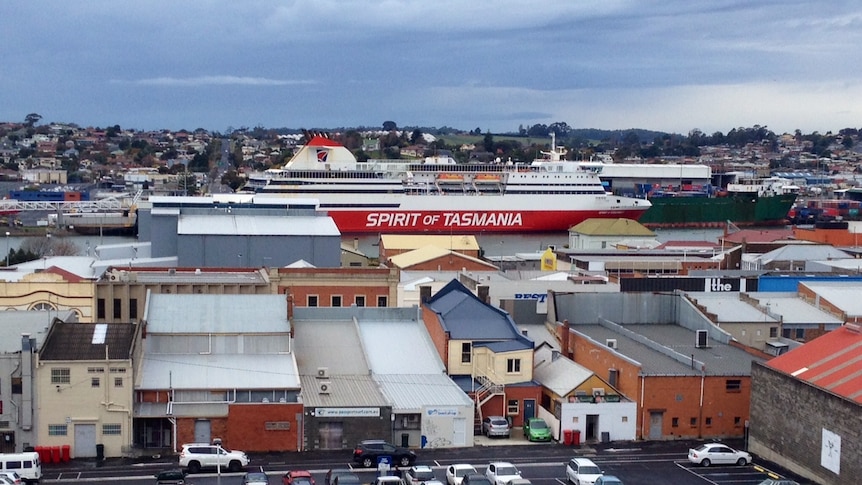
[42,440,813,484]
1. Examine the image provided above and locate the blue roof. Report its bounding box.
[425,279,533,350]
[475,340,529,352]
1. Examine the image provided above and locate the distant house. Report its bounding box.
[388,246,498,272]
[568,218,658,250]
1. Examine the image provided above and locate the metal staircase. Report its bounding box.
[473,375,504,435]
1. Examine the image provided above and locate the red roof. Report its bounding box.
[721,228,794,244]
[766,325,862,403]
[306,135,342,147]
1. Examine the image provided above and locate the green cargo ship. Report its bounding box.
[637,192,797,228]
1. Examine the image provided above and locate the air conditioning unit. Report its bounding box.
[317,367,329,379]
[696,330,709,348]
[592,388,605,396]
[319,381,331,394]
[605,339,617,349]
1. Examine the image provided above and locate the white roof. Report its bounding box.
[292,319,370,375]
[798,281,862,317]
[140,353,300,389]
[0,310,61,351]
[359,319,444,374]
[533,346,593,396]
[747,292,843,325]
[2,256,100,282]
[177,214,339,236]
[689,292,779,323]
[147,294,289,333]
[374,373,472,412]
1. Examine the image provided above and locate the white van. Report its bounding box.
[0,452,41,484]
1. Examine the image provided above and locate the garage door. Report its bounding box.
[74,424,97,458]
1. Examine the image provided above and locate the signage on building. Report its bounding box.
[425,407,459,416]
[264,421,291,430]
[703,278,744,292]
[316,407,381,418]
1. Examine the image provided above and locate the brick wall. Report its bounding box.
[750,362,861,485]
[227,403,303,452]
[421,306,449,366]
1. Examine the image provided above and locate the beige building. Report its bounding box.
[36,321,141,458]
[0,265,96,321]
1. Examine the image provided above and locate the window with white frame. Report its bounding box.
[48,424,68,436]
[51,368,70,384]
[506,358,521,373]
[507,399,519,415]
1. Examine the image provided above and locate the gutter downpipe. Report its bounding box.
[640,374,645,440]
[698,367,705,439]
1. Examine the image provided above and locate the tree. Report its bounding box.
[411,129,424,144]
[383,121,397,131]
[24,113,41,127]
[220,170,245,191]
[483,132,494,152]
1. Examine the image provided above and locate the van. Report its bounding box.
[0,452,41,484]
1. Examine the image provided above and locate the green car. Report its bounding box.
[523,417,552,442]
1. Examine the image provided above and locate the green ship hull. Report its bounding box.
[637,193,797,227]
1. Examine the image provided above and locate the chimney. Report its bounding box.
[478,285,489,303]
[353,237,359,251]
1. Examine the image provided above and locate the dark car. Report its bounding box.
[155,469,187,485]
[325,469,354,485]
[243,472,270,484]
[284,470,315,485]
[352,440,416,468]
[461,474,492,485]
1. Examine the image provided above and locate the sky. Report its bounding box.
[2,1,862,136]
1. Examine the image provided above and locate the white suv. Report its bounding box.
[179,443,249,473]
[565,458,603,485]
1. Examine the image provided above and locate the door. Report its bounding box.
[648,412,663,440]
[194,420,211,444]
[523,400,535,421]
[74,423,97,458]
[452,417,466,446]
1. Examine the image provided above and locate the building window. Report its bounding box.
[705,417,712,427]
[734,416,742,427]
[102,424,122,435]
[781,328,791,338]
[461,343,471,363]
[769,327,778,338]
[507,399,519,415]
[48,425,68,436]
[608,369,619,388]
[621,416,628,423]
[307,295,318,307]
[87,367,105,373]
[114,377,123,388]
[51,368,70,384]
[91,378,100,388]
[130,298,138,319]
[113,298,122,319]
[377,295,388,307]
[690,417,697,427]
[97,298,106,319]
[11,377,22,394]
[671,417,679,428]
[506,358,521,373]
[726,379,741,392]
[331,295,342,307]
[795,328,805,339]
[355,295,366,307]
[109,367,126,373]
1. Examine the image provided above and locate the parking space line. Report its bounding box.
[674,460,719,485]
[753,464,782,480]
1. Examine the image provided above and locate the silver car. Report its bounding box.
[481,416,510,438]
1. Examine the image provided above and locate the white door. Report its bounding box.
[452,418,466,446]
[74,424,97,458]
[194,420,211,444]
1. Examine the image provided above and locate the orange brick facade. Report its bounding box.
[421,306,449,364]
[398,254,497,272]
[174,403,303,452]
[555,323,751,440]
[476,386,542,428]
[275,267,398,307]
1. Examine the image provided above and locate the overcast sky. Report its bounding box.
[2,1,862,135]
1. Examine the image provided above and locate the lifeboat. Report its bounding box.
[474,174,502,182]
[437,173,464,181]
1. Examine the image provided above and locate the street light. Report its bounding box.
[5,231,9,267]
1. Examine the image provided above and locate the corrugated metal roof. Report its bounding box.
[358,319,445,374]
[533,347,592,396]
[139,353,300,389]
[570,218,656,236]
[747,292,843,325]
[292,319,370,375]
[40,322,137,360]
[766,325,862,403]
[798,281,862,317]
[757,245,851,264]
[127,268,268,284]
[373,374,472,412]
[177,214,339,236]
[689,293,779,323]
[299,374,388,407]
[147,294,289,334]
[0,311,62,352]
[381,234,480,251]
[572,323,764,376]
[388,246,495,269]
[425,280,534,348]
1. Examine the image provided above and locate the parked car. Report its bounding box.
[446,464,478,485]
[352,440,416,468]
[485,462,521,485]
[0,476,15,485]
[403,466,436,485]
[154,468,187,484]
[374,477,405,485]
[243,472,271,484]
[756,480,799,485]
[0,473,21,485]
[594,477,623,485]
[505,479,532,485]
[179,442,249,473]
[461,474,492,485]
[565,457,603,485]
[284,470,315,485]
[332,476,362,485]
[481,416,511,438]
[687,443,752,467]
[523,418,552,442]
[325,469,355,485]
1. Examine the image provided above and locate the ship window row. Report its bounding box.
[504,189,608,195]
[273,171,389,179]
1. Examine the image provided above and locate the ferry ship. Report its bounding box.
[243,134,650,233]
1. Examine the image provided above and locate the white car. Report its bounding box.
[179,443,249,473]
[485,462,521,485]
[566,458,603,485]
[446,464,478,485]
[403,466,436,485]
[687,443,752,467]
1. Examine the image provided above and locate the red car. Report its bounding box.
[284,470,316,485]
